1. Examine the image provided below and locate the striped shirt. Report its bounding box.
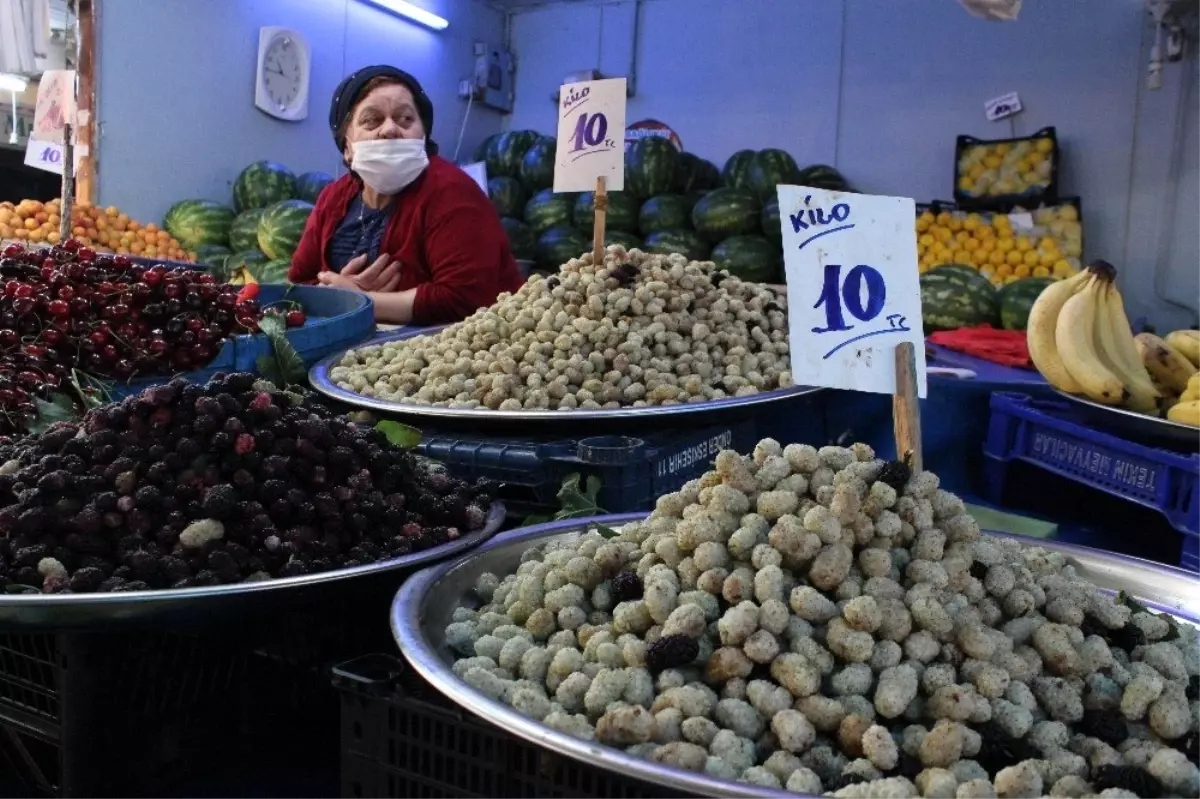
[327,195,393,272]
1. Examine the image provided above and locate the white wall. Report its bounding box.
[508,0,1199,330]
[96,0,505,223]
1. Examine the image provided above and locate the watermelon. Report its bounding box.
[193,243,232,265]
[256,199,314,261]
[796,164,849,191]
[519,136,556,192]
[243,258,291,284]
[488,176,527,218]
[296,171,334,203]
[473,133,501,164]
[920,264,1001,332]
[224,249,267,282]
[163,199,235,250]
[625,138,679,199]
[524,189,575,234]
[673,152,721,194]
[232,161,297,213]
[639,195,692,236]
[643,229,711,262]
[761,197,782,243]
[487,130,540,179]
[748,149,802,203]
[712,235,782,283]
[1000,277,1055,331]
[229,209,266,252]
[721,150,756,191]
[692,188,761,243]
[501,217,536,261]
[604,230,643,251]
[573,191,639,234]
[535,226,588,272]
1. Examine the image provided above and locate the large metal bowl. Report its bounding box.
[1053,388,1199,450]
[392,514,1200,799]
[309,327,822,424]
[0,502,506,632]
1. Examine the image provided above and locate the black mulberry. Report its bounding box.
[644,634,699,672]
[825,774,868,792]
[1079,709,1128,746]
[1187,675,1198,701]
[1093,765,1162,798]
[611,571,643,603]
[876,460,911,493]
[973,721,1039,775]
[200,484,238,519]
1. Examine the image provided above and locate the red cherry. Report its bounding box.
[42,328,65,346]
[3,281,19,297]
[77,247,96,262]
[113,255,132,268]
[285,309,306,327]
[47,300,70,317]
[12,298,35,315]
[61,238,81,253]
[89,330,109,346]
[2,244,24,258]
[0,329,18,347]
[23,343,45,358]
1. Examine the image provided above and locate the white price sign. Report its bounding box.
[777,186,928,398]
[553,78,626,193]
[23,69,77,176]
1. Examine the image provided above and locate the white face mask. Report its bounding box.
[350,138,429,195]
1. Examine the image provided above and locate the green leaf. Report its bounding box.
[257,312,306,387]
[256,354,283,385]
[557,473,599,515]
[27,394,77,435]
[257,312,286,338]
[522,513,552,526]
[376,419,421,449]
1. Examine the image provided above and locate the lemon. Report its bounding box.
[952,249,972,264]
[1059,204,1079,222]
[1005,249,1024,266]
[1039,251,1057,268]
[957,178,974,193]
[984,155,1003,170]
[1035,137,1054,154]
[1033,266,1051,277]
[947,216,963,232]
[1015,236,1034,252]
[994,142,1011,156]
[1014,264,1032,278]
[979,238,995,252]
[964,237,980,252]
[1064,240,1082,258]
[1022,250,1040,267]
[993,215,1011,231]
[988,250,1006,267]
[1053,258,1072,276]
[936,211,953,227]
[918,233,934,248]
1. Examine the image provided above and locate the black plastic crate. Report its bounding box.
[335,654,679,799]
[417,420,757,517]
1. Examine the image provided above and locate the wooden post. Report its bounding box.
[892,341,923,473]
[592,175,607,264]
[75,0,96,205]
[59,123,74,244]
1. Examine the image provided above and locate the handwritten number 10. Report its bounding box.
[812,263,886,333]
[570,111,608,152]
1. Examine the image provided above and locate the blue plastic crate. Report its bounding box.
[984,392,1200,542]
[109,285,374,398]
[417,420,758,515]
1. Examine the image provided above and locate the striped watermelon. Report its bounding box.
[488,176,527,219]
[524,189,575,234]
[639,195,692,236]
[796,164,849,191]
[501,217,536,261]
[625,138,679,199]
[721,150,757,191]
[920,264,1001,332]
[643,229,711,262]
[163,199,235,249]
[225,249,267,281]
[229,209,266,252]
[296,171,334,203]
[233,161,297,213]
[535,226,588,271]
[519,136,556,192]
[488,130,540,179]
[246,258,292,284]
[193,243,232,265]
[673,152,720,194]
[999,277,1055,331]
[473,133,501,164]
[748,149,802,202]
[604,230,643,251]
[691,188,761,244]
[256,199,313,261]
[573,191,639,234]
[712,236,782,283]
[761,197,782,243]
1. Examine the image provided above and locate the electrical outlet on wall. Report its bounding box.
[985,91,1022,121]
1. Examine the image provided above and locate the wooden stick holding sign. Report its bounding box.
[59,124,75,245]
[892,341,923,472]
[553,78,627,265]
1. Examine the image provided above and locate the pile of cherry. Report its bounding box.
[0,240,305,437]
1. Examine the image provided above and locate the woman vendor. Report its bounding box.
[289,65,524,324]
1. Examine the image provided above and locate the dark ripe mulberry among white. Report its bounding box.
[876,460,911,493]
[644,634,699,672]
[610,571,643,603]
[0,373,495,592]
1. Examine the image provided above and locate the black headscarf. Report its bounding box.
[329,65,438,156]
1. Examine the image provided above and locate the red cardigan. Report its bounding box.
[288,156,524,325]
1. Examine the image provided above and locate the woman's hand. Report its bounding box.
[317,253,403,292]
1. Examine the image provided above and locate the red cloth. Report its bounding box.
[288,156,525,325]
[927,324,1032,368]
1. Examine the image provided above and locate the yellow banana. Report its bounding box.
[1164,329,1200,368]
[1134,332,1198,394]
[1094,282,1159,413]
[1026,269,1090,393]
[1166,399,1200,427]
[1184,372,1200,402]
[1056,277,1127,405]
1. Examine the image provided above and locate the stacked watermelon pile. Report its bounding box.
[163,161,330,285]
[481,129,851,283]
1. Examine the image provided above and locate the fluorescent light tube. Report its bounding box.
[357,0,448,31]
[0,74,29,93]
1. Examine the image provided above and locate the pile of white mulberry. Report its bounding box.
[330,247,791,410]
[442,439,1200,798]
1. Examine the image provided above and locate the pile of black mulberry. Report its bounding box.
[0,372,495,593]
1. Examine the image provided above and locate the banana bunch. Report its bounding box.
[1027,261,1163,413]
[1135,329,1200,427]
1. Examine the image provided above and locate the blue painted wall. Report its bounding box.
[508,0,1198,330]
[96,0,504,224]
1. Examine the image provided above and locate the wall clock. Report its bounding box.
[254,27,310,122]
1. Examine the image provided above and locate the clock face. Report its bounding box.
[263,35,302,111]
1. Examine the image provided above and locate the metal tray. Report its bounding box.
[1053,388,1199,449]
[392,514,1200,799]
[308,327,821,423]
[0,502,506,631]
